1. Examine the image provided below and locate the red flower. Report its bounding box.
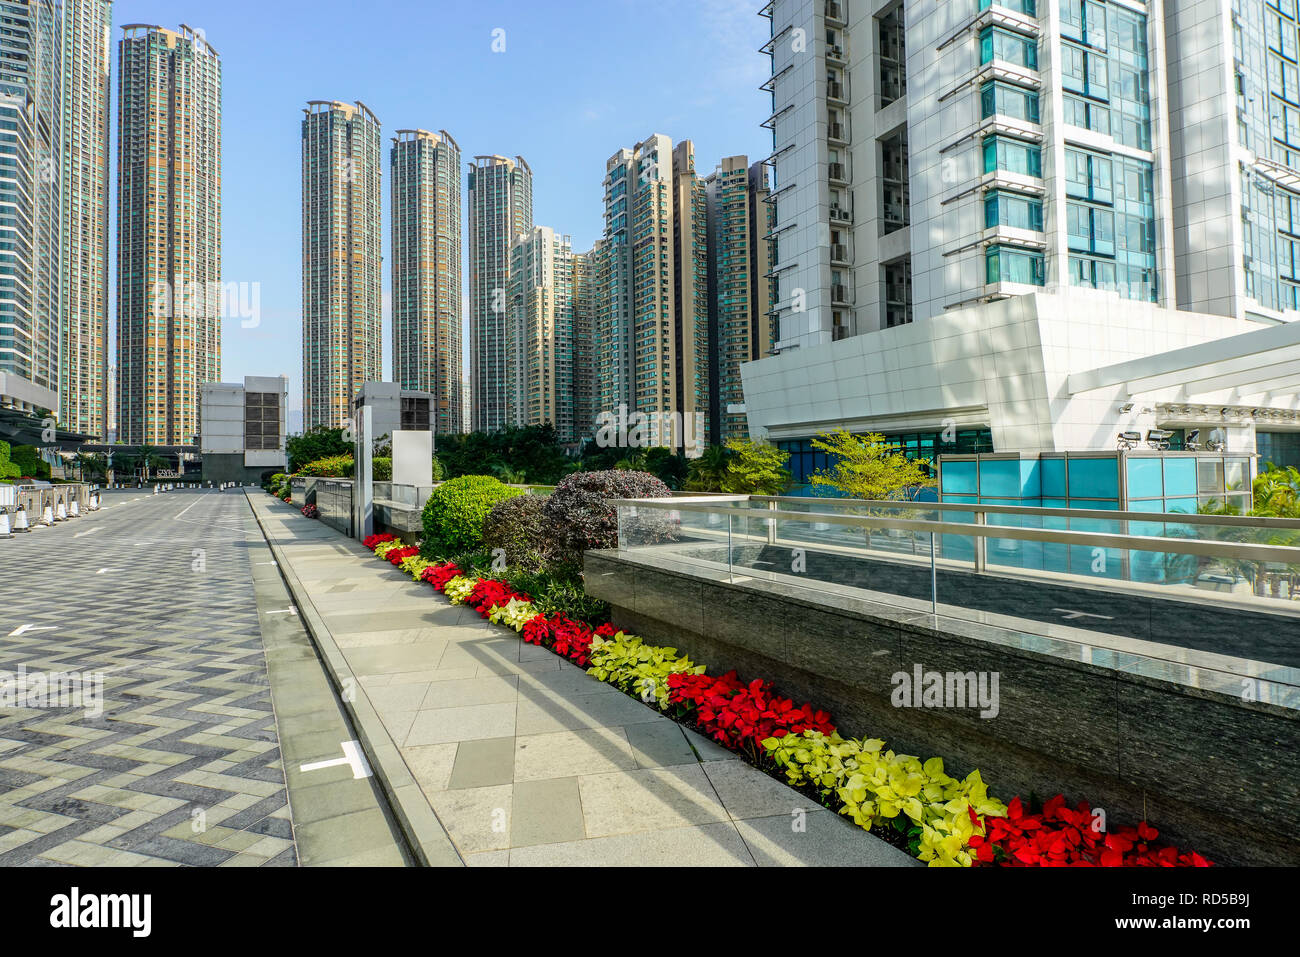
[363,533,396,550]
[981,794,1212,868]
[420,562,461,591]
[384,546,420,565]
[665,671,836,757]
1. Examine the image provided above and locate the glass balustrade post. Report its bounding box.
[930,530,938,614]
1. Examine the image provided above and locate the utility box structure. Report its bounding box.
[199,375,288,484]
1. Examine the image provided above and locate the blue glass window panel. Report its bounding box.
[1068,458,1120,499]
[1042,459,1067,497]
[1163,458,1197,497]
[942,462,978,495]
[1126,457,1164,499]
[979,459,1023,498]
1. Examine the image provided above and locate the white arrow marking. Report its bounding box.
[73,527,102,539]
[7,624,57,637]
[300,740,372,779]
[96,568,114,575]
[266,606,298,616]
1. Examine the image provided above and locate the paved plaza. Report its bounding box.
[0,489,405,867]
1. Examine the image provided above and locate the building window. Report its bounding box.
[983,135,1042,177]
[980,0,1036,13]
[986,245,1045,285]
[985,190,1044,231]
[979,26,1038,70]
[980,80,1040,122]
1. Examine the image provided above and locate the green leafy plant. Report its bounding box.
[684,444,732,492]
[287,426,352,473]
[482,495,552,571]
[719,438,792,494]
[299,454,354,477]
[542,469,673,562]
[421,475,525,557]
[0,441,21,481]
[585,631,705,710]
[809,430,935,500]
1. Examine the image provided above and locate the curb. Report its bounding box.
[245,492,464,867]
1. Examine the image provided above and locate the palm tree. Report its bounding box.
[684,444,731,491]
[1252,464,1300,518]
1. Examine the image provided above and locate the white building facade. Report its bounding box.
[748,0,1300,477]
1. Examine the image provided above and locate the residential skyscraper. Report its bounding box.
[508,226,579,445]
[468,154,532,432]
[391,128,462,435]
[117,24,222,446]
[571,245,599,446]
[301,99,382,430]
[705,155,774,442]
[673,141,710,444]
[600,134,683,445]
[59,0,112,437]
[0,0,62,416]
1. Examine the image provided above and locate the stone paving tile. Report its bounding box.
[427,784,512,854]
[448,737,516,789]
[700,760,822,821]
[576,765,732,838]
[509,821,756,867]
[404,703,517,746]
[513,728,637,782]
[733,809,922,867]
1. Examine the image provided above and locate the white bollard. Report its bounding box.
[13,508,29,532]
[41,505,54,525]
[0,511,10,538]
[70,500,80,518]
[55,502,67,521]
[154,485,160,495]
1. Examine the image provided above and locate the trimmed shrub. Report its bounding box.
[299,454,353,477]
[482,495,551,571]
[421,475,524,557]
[372,457,392,481]
[543,470,672,560]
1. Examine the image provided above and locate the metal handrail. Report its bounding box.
[612,498,1300,565]
[744,494,1300,530]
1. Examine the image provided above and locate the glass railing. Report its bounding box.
[612,496,1300,675]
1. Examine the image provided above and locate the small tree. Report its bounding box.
[684,444,732,492]
[719,438,792,495]
[808,430,934,500]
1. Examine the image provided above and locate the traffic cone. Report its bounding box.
[69,500,80,518]
[0,511,11,538]
[13,509,29,532]
[55,502,67,521]
[41,505,54,525]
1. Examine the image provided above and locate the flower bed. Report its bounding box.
[362,536,1212,868]
[301,504,319,519]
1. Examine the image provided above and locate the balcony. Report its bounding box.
[827,44,846,64]
[828,121,848,144]
[825,1,846,27]
[828,161,848,183]
[827,79,847,104]
[830,243,850,264]
[831,283,852,304]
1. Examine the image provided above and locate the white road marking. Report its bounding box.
[266,606,298,616]
[254,561,277,566]
[73,527,102,539]
[300,740,372,779]
[95,568,114,575]
[7,624,57,637]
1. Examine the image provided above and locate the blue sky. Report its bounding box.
[110,0,772,419]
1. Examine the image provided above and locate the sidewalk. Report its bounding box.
[248,494,916,867]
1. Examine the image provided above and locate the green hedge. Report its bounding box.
[421,475,524,558]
